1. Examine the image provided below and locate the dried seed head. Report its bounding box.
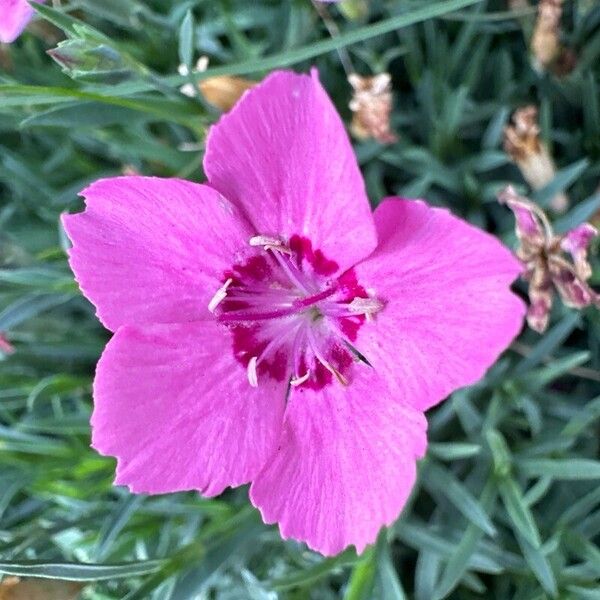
[504,106,568,212]
[348,72,397,144]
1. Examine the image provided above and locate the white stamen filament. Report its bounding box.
[208,278,233,313]
[290,371,310,386]
[247,356,259,388]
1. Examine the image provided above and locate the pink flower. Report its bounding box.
[0,0,44,44]
[63,70,525,556]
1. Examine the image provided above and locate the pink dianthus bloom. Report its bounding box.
[0,0,44,44]
[63,70,525,556]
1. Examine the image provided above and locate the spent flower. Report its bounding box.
[64,70,524,555]
[348,72,397,144]
[504,105,567,212]
[499,185,599,333]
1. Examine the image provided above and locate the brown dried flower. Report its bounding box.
[0,577,82,600]
[498,185,599,333]
[348,72,397,144]
[504,105,568,212]
[199,75,257,112]
[178,58,256,112]
[531,0,576,75]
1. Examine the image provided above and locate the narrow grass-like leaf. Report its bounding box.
[184,0,484,81]
[498,478,541,549]
[344,545,377,600]
[513,313,581,376]
[516,459,600,480]
[433,479,497,599]
[376,543,406,600]
[515,534,558,598]
[532,159,590,208]
[178,10,194,69]
[423,462,497,536]
[0,560,164,581]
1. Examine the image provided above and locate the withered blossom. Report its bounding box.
[531,0,576,76]
[504,105,568,212]
[348,72,397,144]
[0,576,82,600]
[178,58,256,111]
[499,185,599,333]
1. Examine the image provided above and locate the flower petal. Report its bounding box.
[63,176,255,331]
[0,0,42,44]
[250,365,427,556]
[93,321,286,496]
[204,69,377,274]
[353,198,526,412]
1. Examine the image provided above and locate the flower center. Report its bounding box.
[209,234,383,390]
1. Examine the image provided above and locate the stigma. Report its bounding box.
[208,234,383,390]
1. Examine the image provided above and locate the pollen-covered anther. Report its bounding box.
[290,371,310,387]
[208,278,233,313]
[348,297,384,321]
[247,356,259,388]
[249,235,292,254]
[327,364,349,387]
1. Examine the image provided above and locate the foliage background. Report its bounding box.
[1,0,600,598]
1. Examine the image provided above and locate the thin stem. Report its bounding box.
[311,0,356,77]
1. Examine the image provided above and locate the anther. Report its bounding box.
[208,278,233,313]
[247,356,259,388]
[249,235,292,254]
[348,297,384,321]
[326,363,349,386]
[290,371,310,386]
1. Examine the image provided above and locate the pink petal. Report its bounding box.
[250,365,427,555]
[497,185,545,244]
[0,0,43,43]
[63,176,255,331]
[353,198,526,412]
[204,69,377,274]
[560,223,597,256]
[93,321,286,496]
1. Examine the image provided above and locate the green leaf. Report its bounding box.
[376,543,407,600]
[422,461,497,536]
[433,479,497,599]
[178,10,195,69]
[497,477,541,548]
[0,560,164,581]
[532,159,590,208]
[344,545,377,600]
[554,191,600,234]
[515,534,558,598]
[185,0,484,81]
[513,313,581,376]
[0,293,73,330]
[516,459,600,480]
